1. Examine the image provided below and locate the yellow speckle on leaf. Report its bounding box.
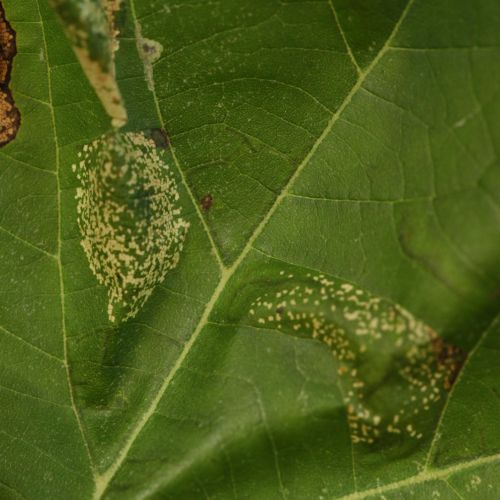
[245,269,466,445]
[73,131,189,323]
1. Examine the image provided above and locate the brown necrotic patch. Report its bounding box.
[0,2,20,147]
[200,194,214,212]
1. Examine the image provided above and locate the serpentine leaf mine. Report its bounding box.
[49,0,127,127]
[73,131,189,323]
[245,270,466,446]
[0,2,20,146]
[134,19,163,93]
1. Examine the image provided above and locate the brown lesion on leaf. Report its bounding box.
[0,2,20,147]
[430,335,467,391]
[200,194,214,212]
[150,127,170,149]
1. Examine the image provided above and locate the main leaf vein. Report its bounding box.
[92,0,417,496]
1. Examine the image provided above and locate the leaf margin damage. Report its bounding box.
[0,0,20,147]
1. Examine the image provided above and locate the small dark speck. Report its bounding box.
[200,194,213,211]
[143,42,156,54]
[150,128,170,149]
[276,306,285,314]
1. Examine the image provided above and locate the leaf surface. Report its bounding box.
[1,0,500,498]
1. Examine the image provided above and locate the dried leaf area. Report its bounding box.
[0,2,20,146]
[246,271,466,445]
[73,131,189,323]
[49,0,127,127]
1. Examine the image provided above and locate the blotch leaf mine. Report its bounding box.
[73,131,189,323]
[223,263,466,449]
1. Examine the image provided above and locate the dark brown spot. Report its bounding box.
[431,336,467,391]
[276,305,285,314]
[0,2,20,147]
[150,127,169,149]
[143,42,156,54]
[200,194,213,212]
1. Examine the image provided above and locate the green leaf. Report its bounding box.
[1,0,500,498]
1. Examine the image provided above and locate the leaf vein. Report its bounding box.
[94,0,417,496]
[34,0,97,478]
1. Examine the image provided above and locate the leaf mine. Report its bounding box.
[49,0,127,127]
[245,270,466,446]
[133,16,163,93]
[73,131,189,323]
